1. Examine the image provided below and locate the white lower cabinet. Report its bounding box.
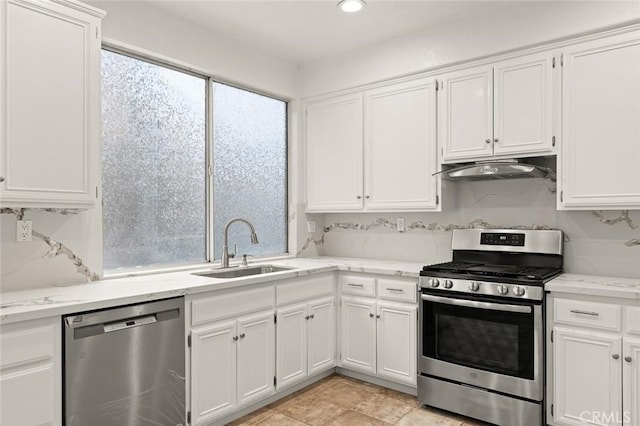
[340,296,417,386]
[624,338,640,426]
[0,317,61,426]
[553,328,622,426]
[550,296,640,426]
[276,296,336,390]
[191,310,275,425]
[341,297,377,375]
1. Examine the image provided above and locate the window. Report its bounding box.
[102,50,287,272]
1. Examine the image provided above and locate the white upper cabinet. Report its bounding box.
[439,53,554,163]
[493,53,554,156]
[364,77,439,211]
[559,30,640,209]
[306,94,364,212]
[305,77,440,213]
[0,0,104,208]
[439,65,494,161]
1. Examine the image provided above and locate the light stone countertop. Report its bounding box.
[0,257,425,325]
[545,273,640,300]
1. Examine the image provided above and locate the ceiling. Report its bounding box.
[147,0,504,63]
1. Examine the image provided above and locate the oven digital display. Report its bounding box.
[480,232,525,246]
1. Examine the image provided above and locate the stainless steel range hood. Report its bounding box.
[435,158,556,182]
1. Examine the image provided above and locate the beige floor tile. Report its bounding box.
[280,396,349,426]
[227,406,276,425]
[395,406,463,426]
[354,391,419,423]
[324,410,392,426]
[252,412,309,426]
[316,379,379,409]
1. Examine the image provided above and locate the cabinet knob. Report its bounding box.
[369,313,374,318]
[305,315,310,320]
[309,314,315,319]
[0,176,4,182]
[239,333,245,339]
[376,314,380,319]
[357,195,362,199]
[233,336,239,341]
[625,356,632,363]
[485,139,491,144]
[365,195,370,199]
[493,138,499,143]
[612,354,620,360]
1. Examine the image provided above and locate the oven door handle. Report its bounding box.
[420,294,532,313]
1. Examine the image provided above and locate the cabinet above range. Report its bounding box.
[438,51,557,163]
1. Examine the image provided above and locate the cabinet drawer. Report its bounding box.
[626,306,640,335]
[554,299,621,331]
[192,286,275,326]
[377,279,416,303]
[277,274,334,306]
[0,323,56,369]
[341,275,376,297]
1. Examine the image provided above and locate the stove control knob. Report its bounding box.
[513,286,526,297]
[497,285,509,295]
[428,278,440,288]
[443,280,454,289]
[468,281,480,292]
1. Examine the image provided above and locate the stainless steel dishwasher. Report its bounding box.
[63,297,185,426]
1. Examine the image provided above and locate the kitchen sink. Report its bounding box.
[193,265,296,279]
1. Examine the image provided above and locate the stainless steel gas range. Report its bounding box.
[417,229,564,426]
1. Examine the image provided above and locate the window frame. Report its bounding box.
[101,44,290,277]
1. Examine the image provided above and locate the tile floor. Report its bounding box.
[229,374,489,426]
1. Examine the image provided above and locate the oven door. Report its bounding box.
[419,291,543,400]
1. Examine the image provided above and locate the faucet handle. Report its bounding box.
[241,254,253,267]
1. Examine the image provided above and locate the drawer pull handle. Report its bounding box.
[625,356,632,363]
[348,283,364,287]
[613,354,620,360]
[570,309,599,316]
[386,288,404,292]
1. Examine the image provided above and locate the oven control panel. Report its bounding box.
[480,232,525,247]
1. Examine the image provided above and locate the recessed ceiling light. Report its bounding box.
[338,0,366,13]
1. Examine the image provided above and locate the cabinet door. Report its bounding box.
[191,320,237,425]
[624,338,640,426]
[493,53,554,156]
[560,31,640,209]
[308,297,336,376]
[1,364,57,426]
[376,302,416,386]
[340,297,376,374]
[0,0,102,207]
[439,65,493,162]
[237,311,275,407]
[553,328,622,426]
[306,94,364,212]
[364,77,438,211]
[276,303,308,390]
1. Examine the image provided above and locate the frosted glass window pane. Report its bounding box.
[212,83,287,259]
[102,50,206,271]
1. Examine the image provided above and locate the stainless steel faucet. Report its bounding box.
[221,218,259,268]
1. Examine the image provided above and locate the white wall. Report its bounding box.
[0,1,301,292]
[90,0,299,99]
[300,1,640,97]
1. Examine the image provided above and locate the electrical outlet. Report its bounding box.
[16,220,32,242]
[307,221,317,233]
[397,217,405,233]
